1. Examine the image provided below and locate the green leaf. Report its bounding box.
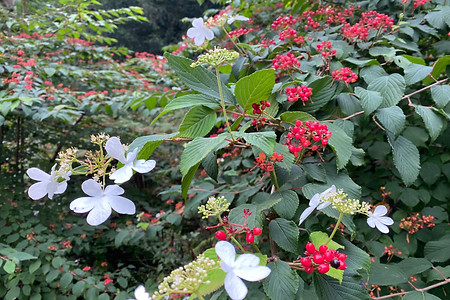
[269,218,299,254]
[3,260,15,274]
[280,111,316,124]
[310,232,345,283]
[404,63,433,85]
[181,162,201,200]
[424,56,450,85]
[72,281,86,297]
[354,87,383,116]
[5,287,20,300]
[178,106,217,138]
[369,263,408,286]
[313,273,370,300]
[229,204,262,230]
[369,47,397,58]
[430,85,450,108]
[376,106,406,136]
[400,188,420,207]
[424,234,450,262]
[301,76,337,113]
[235,69,275,112]
[360,65,388,83]
[114,230,130,247]
[420,161,441,185]
[338,237,371,277]
[202,152,218,181]
[196,249,225,296]
[60,272,74,289]
[130,132,179,160]
[234,131,276,155]
[165,53,236,104]
[326,122,353,170]
[414,105,444,142]
[367,74,406,108]
[402,291,442,300]
[388,134,420,186]
[397,258,433,278]
[7,251,37,261]
[272,190,299,219]
[44,67,57,77]
[29,260,41,274]
[263,260,300,300]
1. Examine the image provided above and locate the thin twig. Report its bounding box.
[401,78,448,100]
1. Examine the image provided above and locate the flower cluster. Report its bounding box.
[198,196,231,219]
[298,243,347,274]
[320,188,371,215]
[332,67,358,84]
[399,213,435,242]
[150,254,216,300]
[254,151,283,172]
[190,47,239,68]
[271,52,301,70]
[285,85,313,103]
[285,120,331,158]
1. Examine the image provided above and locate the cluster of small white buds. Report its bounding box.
[190,47,239,68]
[198,196,230,219]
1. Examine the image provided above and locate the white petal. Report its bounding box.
[194,34,206,46]
[309,193,320,207]
[134,285,150,300]
[81,179,103,197]
[55,181,68,194]
[46,181,60,199]
[299,206,315,225]
[317,201,331,210]
[378,216,394,226]
[86,201,112,226]
[234,265,271,282]
[28,181,49,200]
[373,205,387,217]
[105,137,127,163]
[215,241,236,266]
[187,27,198,39]
[125,148,138,163]
[107,195,136,215]
[70,196,96,213]
[110,165,133,183]
[192,18,204,28]
[234,253,259,268]
[133,159,156,174]
[27,167,50,181]
[104,184,125,196]
[375,221,390,234]
[224,273,248,300]
[204,28,214,40]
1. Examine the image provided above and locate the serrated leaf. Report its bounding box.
[369,47,396,58]
[402,292,442,300]
[29,260,41,274]
[301,76,337,113]
[354,87,383,115]
[397,258,433,278]
[178,106,217,138]
[72,281,86,296]
[314,273,370,300]
[302,163,326,182]
[414,105,444,142]
[367,74,406,108]
[280,111,316,124]
[229,204,262,230]
[130,132,179,160]
[235,69,275,112]
[3,260,15,274]
[60,272,74,289]
[234,131,276,155]
[5,287,20,300]
[369,263,408,286]
[202,152,218,181]
[272,190,299,219]
[430,85,450,108]
[165,53,236,104]
[360,65,388,83]
[376,106,405,136]
[114,230,130,247]
[424,234,450,262]
[337,237,371,277]
[326,122,353,170]
[424,56,450,85]
[388,134,420,186]
[7,251,37,261]
[263,260,300,300]
[269,218,299,254]
[404,63,433,84]
[181,162,201,200]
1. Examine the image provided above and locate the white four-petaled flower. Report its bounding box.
[298,185,336,225]
[227,15,249,24]
[127,285,150,300]
[367,205,394,234]
[215,241,271,300]
[69,179,136,226]
[187,18,214,46]
[26,164,70,200]
[105,137,156,184]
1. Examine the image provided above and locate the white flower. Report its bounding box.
[298,185,336,225]
[367,205,394,234]
[130,285,150,300]
[69,179,135,226]
[215,241,271,300]
[187,18,214,46]
[26,164,69,200]
[105,137,156,184]
[227,15,249,24]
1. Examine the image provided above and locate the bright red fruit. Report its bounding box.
[338,261,347,270]
[246,232,255,244]
[215,231,227,241]
[319,245,328,254]
[313,254,325,264]
[318,264,330,274]
[306,242,316,254]
[253,227,262,236]
[300,257,312,267]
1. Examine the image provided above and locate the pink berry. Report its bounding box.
[246,232,255,244]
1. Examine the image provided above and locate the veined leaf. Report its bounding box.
[388,134,420,186]
[403,63,433,85]
[178,105,217,138]
[414,105,445,142]
[263,261,301,300]
[280,111,316,124]
[367,73,406,108]
[326,122,353,170]
[272,190,299,220]
[269,218,299,254]
[354,87,383,115]
[235,69,275,112]
[129,132,179,160]
[376,106,406,136]
[301,76,337,113]
[430,84,450,108]
[234,131,276,155]
[313,273,370,300]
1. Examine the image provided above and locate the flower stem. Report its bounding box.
[197,293,205,300]
[325,212,343,246]
[230,235,246,253]
[271,170,280,192]
[215,67,235,142]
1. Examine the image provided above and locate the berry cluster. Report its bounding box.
[299,243,347,274]
[251,100,271,126]
[316,41,336,59]
[285,120,332,158]
[414,0,431,8]
[399,213,435,236]
[332,67,358,84]
[278,27,305,45]
[271,15,298,30]
[271,52,301,70]
[341,11,393,42]
[212,209,262,244]
[254,151,284,172]
[285,85,313,104]
[229,28,254,39]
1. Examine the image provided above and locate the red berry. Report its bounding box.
[338,253,347,261]
[319,245,328,254]
[216,231,227,241]
[318,264,330,274]
[306,242,316,254]
[246,232,255,244]
[305,266,314,274]
[313,254,325,264]
[338,261,347,270]
[300,257,312,267]
[324,250,334,262]
[252,227,262,236]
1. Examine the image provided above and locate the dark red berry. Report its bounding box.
[306,242,316,254]
[216,231,227,241]
[246,232,255,244]
[252,227,262,236]
[330,258,341,269]
[300,257,312,267]
[319,245,328,254]
[313,254,325,264]
[338,261,347,270]
[318,264,330,274]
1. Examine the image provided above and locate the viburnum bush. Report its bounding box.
[2,0,450,299]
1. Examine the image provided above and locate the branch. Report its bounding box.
[401,78,448,101]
